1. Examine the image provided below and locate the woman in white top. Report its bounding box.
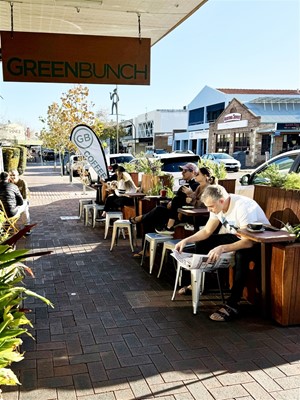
[101,166,138,216]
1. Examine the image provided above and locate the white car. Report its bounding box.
[202,153,241,172]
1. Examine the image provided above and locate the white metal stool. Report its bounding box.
[104,211,123,239]
[110,219,136,252]
[92,204,105,228]
[83,203,95,226]
[140,233,172,274]
[79,198,94,218]
[157,239,195,278]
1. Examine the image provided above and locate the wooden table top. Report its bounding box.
[237,228,296,244]
[178,207,209,216]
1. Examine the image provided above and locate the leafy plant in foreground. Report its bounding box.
[0,225,53,392]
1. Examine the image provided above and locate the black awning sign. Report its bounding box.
[276,123,300,131]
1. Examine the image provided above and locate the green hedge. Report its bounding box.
[2,147,20,172]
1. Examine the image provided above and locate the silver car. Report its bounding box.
[202,153,241,172]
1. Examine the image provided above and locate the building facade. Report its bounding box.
[121,109,187,154]
[174,86,300,165]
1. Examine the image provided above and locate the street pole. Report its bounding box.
[116,106,119,153]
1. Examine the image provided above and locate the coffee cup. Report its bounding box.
[160,189,167,197]
[248,222,263,231]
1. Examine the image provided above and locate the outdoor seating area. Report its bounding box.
[4,165,300,400]
[77,179,300,326]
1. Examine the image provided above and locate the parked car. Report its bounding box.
[107,153,134,170]
[42,149,59,161]
[240,149,300,186]
[202,152,241,172]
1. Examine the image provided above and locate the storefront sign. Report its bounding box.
[223,113,241,122]
[276,123,300,131]
[1,31,151,85]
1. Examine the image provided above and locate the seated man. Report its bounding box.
[130,162,200,236]
[175,184,270,322]
[0,171,25,218]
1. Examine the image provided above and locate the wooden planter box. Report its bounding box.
[141,174,172,194]
[271,242,300,326]
[253,185,300,228]
[219,178,236,194]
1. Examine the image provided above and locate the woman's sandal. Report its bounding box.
[209,305,238,322]
[133,250,149,258]
[177,285,192,295]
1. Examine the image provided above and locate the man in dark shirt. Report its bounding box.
[0,171,24,217]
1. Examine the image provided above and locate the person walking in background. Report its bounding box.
[175,184,270,322]
[9,169,31,233]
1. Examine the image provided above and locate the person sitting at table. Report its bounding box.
[101,166,138,217]
[99,163,119,203]
[175,184,270,322]
[130,162,200,237]
[131,165,216,258]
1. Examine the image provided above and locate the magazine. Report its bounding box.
[171,250,235,271]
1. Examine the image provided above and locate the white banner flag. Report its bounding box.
[70,124,109,180]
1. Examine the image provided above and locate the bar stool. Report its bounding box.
[92,204,105,228]
[140,233,172,274]
[78,198,94,218]
[104,211,123,239]
[110,219,136,252]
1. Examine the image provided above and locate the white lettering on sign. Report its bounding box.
[224,113,241,122]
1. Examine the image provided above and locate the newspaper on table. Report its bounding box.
[171,250,235,271]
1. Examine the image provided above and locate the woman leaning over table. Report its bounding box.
[101,166,138,217]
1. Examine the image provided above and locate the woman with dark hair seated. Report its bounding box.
[131,166,217,257]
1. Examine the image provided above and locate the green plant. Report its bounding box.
[279,222,300,242]
[198,159,227,180]
[0,225,53,389]
[283,172,300,190]
[146,182,164,196]
[256,165,300,189]
[256,165,287,187]
[120,162,137,173]
[133,153,163,175]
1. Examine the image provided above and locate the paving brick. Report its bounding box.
[209,384,249,399]
[9,166,300,400]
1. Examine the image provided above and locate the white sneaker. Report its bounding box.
[184,223,194,231]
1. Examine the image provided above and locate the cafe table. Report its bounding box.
[237,226,296,316]
[177,207,210,231]
[124,192,146,216]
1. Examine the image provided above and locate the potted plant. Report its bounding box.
[270,224,300,326]
[253,166,300,228]
[253,165,300,325]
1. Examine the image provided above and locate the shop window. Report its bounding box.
[138,120,153,138]
[216,134,230,153]
[188,107,204,126]
[234,132,250,152]
[206,102,225,123]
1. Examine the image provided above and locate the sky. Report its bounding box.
[0,0,299,132]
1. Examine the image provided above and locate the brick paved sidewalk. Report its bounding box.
[3,165,300,400]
